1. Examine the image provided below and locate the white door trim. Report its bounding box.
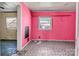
[75,2,78,56]
[17,4,22,51]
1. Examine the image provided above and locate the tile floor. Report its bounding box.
[17,41,75,56]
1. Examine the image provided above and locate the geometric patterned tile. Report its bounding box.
[16,40,75,56]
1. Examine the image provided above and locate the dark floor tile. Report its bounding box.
[0,40,1,56]
[0,40,17,56]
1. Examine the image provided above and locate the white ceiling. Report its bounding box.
[0,2,19,12]
[0,2,76,12]
[26,2,76,12]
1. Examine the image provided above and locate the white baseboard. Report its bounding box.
[21,40,31,50]
[32,39,75,42]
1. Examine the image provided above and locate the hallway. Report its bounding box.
[17,41,75,56]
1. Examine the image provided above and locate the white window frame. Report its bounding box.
[39,16,52,30]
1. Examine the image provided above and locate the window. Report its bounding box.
[6,17,17,30]
[39,17,52,30]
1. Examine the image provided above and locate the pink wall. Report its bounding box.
[21,3,31,47]
[31,12,76,41]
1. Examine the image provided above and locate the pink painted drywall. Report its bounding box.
[21,3,31,47]
[31,12,76,41]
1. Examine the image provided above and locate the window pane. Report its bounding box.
[39,17,52,30]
